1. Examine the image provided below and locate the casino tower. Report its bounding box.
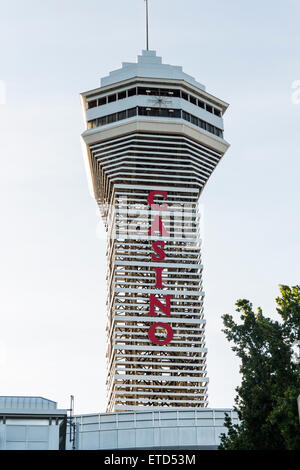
[81,50,229,412]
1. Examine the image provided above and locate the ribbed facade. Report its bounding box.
[81,51,229,412]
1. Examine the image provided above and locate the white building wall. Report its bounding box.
[66,409,238,450]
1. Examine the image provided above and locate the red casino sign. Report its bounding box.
[147,190,173,345]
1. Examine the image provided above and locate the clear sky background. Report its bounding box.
[0,0,299,414]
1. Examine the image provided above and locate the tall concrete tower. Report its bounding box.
[81,50,229,412]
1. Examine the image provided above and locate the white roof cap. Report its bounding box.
[100,50,206,91]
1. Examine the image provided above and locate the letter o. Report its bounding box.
[148,322,173,345]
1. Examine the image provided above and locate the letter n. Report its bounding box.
[148,294,172,316]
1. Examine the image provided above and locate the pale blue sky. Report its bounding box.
[0,0,299,413]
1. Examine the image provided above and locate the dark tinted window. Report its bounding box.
[138,107,147,116]
[108,94,117,103]
[181,92,189,101]
[98,97,106,106]
[159,108,170,117]
[88,100,97,109]
[171,89,181,98]
[159,89,171,97]
[118,110,127,120]
[171,109,181,118]
[127,107,137,117]
[206,104,213,113]
[107,113,117,123]
[182,111,190,121]
[191,115,198,126]
[98,116,107,126]
[128,88,137,97]
[118,91,127,100]
[137,87,181,98]
[137,87,147,95]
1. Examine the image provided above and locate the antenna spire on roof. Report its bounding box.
[145,0,149,50]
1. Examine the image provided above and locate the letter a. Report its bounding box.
[148,215,169,236]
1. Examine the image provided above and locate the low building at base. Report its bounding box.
[66,408,238,450]
[0,396,67,450]
[0,396,237,450]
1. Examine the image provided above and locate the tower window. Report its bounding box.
[159,89,170,97]
[137,87,147,95]
[172,109,181,118]
[108,94,117,103]
[198,100,205,109]
[172,89,181,98]
[159,108,170,117]
[127,107,137,117]
[128,87,137,97]
[87,119,97,129]
[190,96,197,105]
[87,100,97,109]
[118,91,127,100]
[98,97,107,106]
[107,113,117,123]
[181,92,189,101]
[214,108,221,117]
[86,106,223,138]
[118,110,127,120]
[207,123,214,133]
[206,104,213,113]
[182,111,190,121]
[191,115,198,126]
[98,116,107,126]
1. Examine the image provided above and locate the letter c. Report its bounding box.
[147,190,168,211]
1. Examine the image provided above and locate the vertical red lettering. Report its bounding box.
[147,189,173,345]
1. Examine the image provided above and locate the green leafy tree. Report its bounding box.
[219,285,300,450]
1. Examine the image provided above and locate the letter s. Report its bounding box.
[152,241,166,261]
